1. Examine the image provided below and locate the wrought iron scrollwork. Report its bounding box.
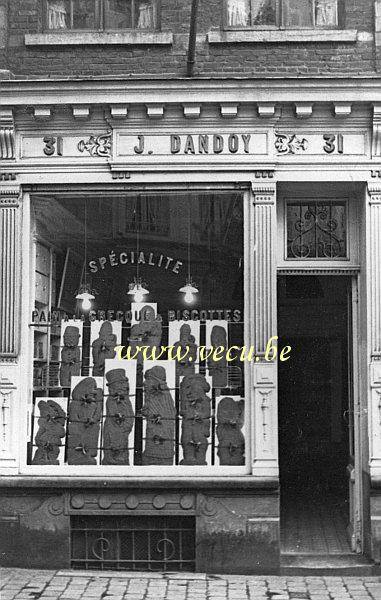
[287,202,347,259]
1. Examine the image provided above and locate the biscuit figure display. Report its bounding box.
[180,374,211,466]
[92,321,117,377]
[216,397,245,466]
[208,325,228,388]
[102,369,135,465]
[60,325,81,387]
[173,323,198,380]
[67,377,103,465]
[32,399,66,465]
[129,306,162,362]
[142,365,175,465]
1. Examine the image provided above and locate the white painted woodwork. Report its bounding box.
[220,104,238,118]
[33,107,52,120]
[110,105,128,119]
[367,184,381,480]
[183,104,201,119]
[294,102,314,118]
[250,184,279,479]
[146,104,164,119]
[72,105,90,119]
[0,189,20,357]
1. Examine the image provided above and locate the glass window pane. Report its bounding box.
[104,0,132,29]
[227,0,251,27]
[72,0,97,29]
[314,0,338,27]
[29,193,245,468]
[252,0,276,26]
[135,0,156,29]
[283,0,313,27]
[47,0,70,29]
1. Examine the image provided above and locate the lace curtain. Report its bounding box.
[137,2,154,29]
[48,0,68,29]
[314,0,338,27]
[227,0,250,27]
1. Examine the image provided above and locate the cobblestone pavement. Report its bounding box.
[1,569,381,600]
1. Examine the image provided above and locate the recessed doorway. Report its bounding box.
[277,275,360,563]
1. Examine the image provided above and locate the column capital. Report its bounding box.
[368,182,381,201]
[251,182,276,201]
[0,186,21,206]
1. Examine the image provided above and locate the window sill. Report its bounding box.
[24,31,173,46]
[207,29,358,44]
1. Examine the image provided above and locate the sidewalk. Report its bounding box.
[1,569,381,600]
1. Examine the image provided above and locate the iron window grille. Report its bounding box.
[71,515,196,571]
[224,0,342,30]
[286,200,348,260]
[44,0,159,32]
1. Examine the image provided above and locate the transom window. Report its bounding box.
[286,201,347,260]
[45,0,158,31]
[225,0,340,29]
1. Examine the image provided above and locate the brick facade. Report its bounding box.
[1,0,378,78]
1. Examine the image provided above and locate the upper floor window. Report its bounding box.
[45,0,158,31]
[225,0,340,29]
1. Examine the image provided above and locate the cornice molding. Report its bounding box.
[3,77,381,107]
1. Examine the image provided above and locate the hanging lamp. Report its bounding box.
[179,197,198,304]
[75,198,95,311]
[128,196,150,303]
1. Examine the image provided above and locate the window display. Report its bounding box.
[29,193,245,470]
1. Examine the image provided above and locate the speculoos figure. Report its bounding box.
[32,399,66,465]
[60,325,81,387]
[129,305,162,362]
[142,365,175,465]
[216,396,245,466]
[173,323,198,380]
[92,321,117,376]
[208,325,228,388]
[102,368,135,465]
[180,374,211,465]
[67,377,103,465]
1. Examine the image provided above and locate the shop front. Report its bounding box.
[1,78,381,573]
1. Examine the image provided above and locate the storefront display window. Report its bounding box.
[28,193,246,471]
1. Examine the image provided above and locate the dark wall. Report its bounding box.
[1,0,377,79]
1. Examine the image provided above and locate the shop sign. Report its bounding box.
[31,308,242,324]
[88,249,183,275]
[19,130,367,161]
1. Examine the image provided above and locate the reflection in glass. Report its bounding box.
[104,0,132,28]
[283,0,313,27]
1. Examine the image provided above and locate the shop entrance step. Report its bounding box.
[280,553,380,576]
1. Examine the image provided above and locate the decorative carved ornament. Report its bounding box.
[69,493,195,512]
[372,104,381,157]
[78,132,112,158]
[0,109,15,160]
[275,133,308,154]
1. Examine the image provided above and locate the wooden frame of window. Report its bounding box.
[43,0,159,32]
[223,0,341,31]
